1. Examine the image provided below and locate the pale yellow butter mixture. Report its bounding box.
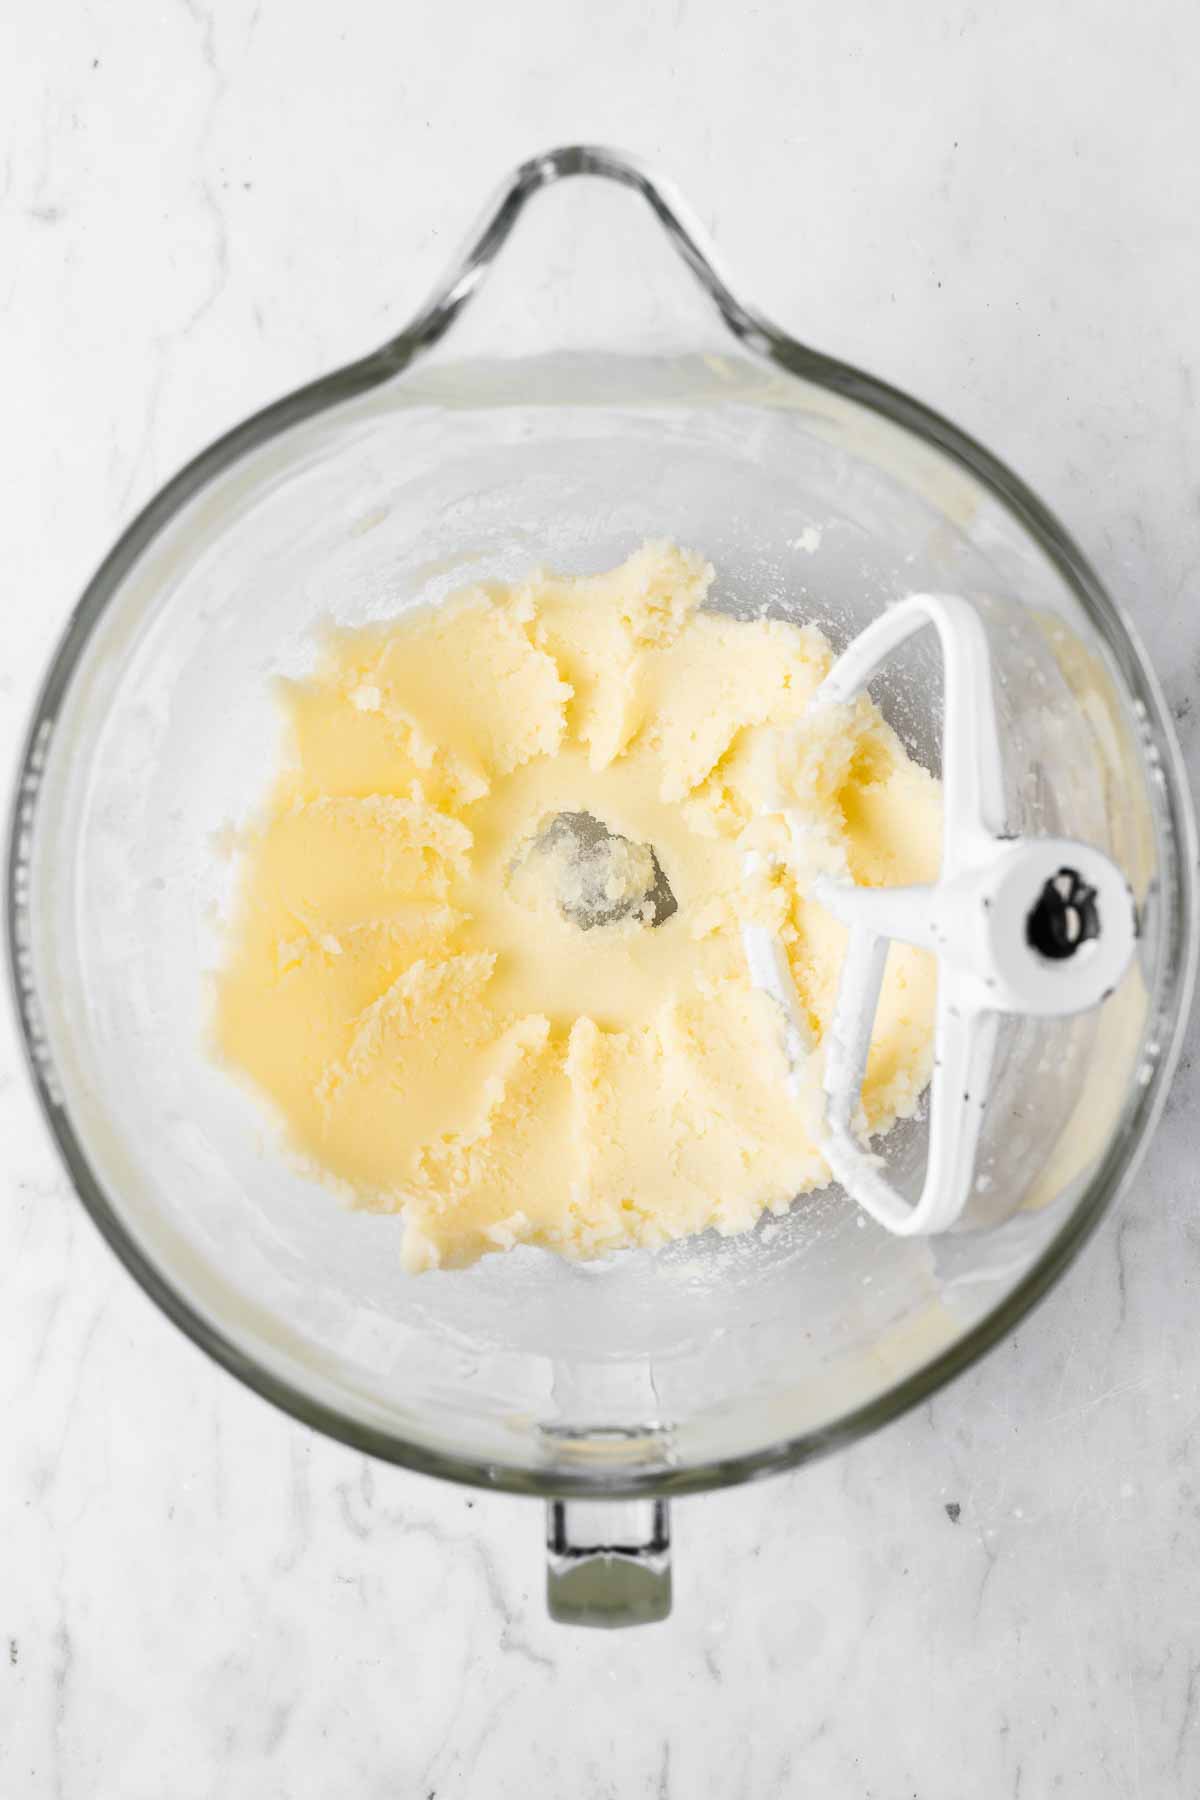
[215,544,941,1270]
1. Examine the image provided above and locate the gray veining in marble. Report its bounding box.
[2,1,1199,1794]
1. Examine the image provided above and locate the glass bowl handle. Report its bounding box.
[383,144,778,372]
[545,1498,672,1627]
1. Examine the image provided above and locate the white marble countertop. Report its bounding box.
[3,2,1199,1794]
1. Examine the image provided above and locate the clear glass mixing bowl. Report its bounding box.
[7,149,1196,1626]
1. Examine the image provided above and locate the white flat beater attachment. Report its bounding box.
[744,593,1137,1236]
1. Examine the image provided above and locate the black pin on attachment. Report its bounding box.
[1026,867,1100,961]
